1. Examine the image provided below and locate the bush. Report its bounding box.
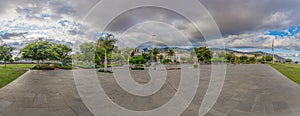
[131,64,144,70]
[54,63,73,70]
[193,64,198,69]
[31,64,55,70]
[129,56,146,64]
[162,59,172,64]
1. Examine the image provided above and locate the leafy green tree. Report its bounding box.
[96,33,117,72]
[122,48,134,62]
[20,40,53,67]
[253,53,260,63]
[239,55,249,64]
[286,59,293,64]
[52,44,72,64]
[217,51,226,58]
[142,53,151,61]
[111,52,124,65]
[151,48,159,62]
[248,57,256,64]
[162,59,172,64]
[262,55,273,63]
[0,44,15,68]
[167,48,175,59]
[226,52,236,64]
[14,57,20,62]
[79,42,95,64]
[194,47,212,63]
[159,54,164,62]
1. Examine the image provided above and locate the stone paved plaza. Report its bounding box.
[0,64,299,116]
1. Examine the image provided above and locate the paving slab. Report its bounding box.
[0,64,299,116]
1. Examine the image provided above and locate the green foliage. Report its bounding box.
[167,48,175,58]
[210,58,228,62]
[239,55,249,64]
[14,57,20,61]
[151,48,159,62]
[262,55,273,62]
[286,59,293,64]
[95,34,117,68]
[194,47,212,63]
[52,44,72,62]
[131,64,144,70]
[31,64,55,70]
[142,53,152,61]
[79,42,95,63]
[193,64,198,69]
[20,40,53,63]
[129,56,146,64]
[0,44,15,67]
[226,52,236,64]
[162,59,172,64]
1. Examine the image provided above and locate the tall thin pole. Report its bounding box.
[151,35,155,63]
[272,39,275,64]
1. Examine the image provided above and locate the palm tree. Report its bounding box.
[159,54,164,62]
[96,33,116,72]
[152,48,159,62]
[167,48,175,60]
[254,53,260,64]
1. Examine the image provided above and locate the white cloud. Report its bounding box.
[262,11,293,28]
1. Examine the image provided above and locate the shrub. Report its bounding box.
[162,59,172,64]
[129,56,146,64]
[131,64,144,70]
[193,64,198,69]
[31,64,55,70]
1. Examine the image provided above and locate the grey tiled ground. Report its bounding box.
[0,64,300,116]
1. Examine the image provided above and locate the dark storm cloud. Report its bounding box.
[0,32,28,39]
[199,0,300,35]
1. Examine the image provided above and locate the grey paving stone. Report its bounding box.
[0,65,299,116]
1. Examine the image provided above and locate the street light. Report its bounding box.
[151,35,156,63]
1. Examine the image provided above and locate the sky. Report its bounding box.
[0,0,299,61]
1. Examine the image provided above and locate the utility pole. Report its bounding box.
[272,39,275,64]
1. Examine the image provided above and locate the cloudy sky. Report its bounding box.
[0,0,299,61]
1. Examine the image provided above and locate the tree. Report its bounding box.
[14,57,20,62]
[20,40,53,67]
[253,53,260,63]
[162,59,172,64]
[159,54,164,62]
[262,55,273,63]
[151,48,159,62]
[96,33,117,72]
[0,44,15,68]
[226,52,236,64]
[167,48,175,62]
[286,59,293,64]
[52,44,72,66]
[239,55,249,64]
[79,42,95,64]
[194,47,212,63]
[122,48,134,62]
[142,53,151,62]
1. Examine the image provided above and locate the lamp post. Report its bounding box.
[272,39,275,64]
[151,35,156,63]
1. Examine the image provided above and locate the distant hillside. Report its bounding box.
[211,48,286,61]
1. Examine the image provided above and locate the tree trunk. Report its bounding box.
[104,51,108,72]
[37,60,40,68]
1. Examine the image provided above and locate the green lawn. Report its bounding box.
[0,64,34,88]
[269,63,300,84]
